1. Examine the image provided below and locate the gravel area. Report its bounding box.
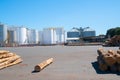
[0,46,119,80]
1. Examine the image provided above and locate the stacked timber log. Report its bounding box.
[0,50,22,70]
[97,48,120,72]
[105,35,120,46]
[34,58,53,72]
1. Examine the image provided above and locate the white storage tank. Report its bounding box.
[42,27,66,45]
[0,23,7,46]
[27,29,33,44]
[8,26,20,44]
[27,29,39,44]
[43,28,57,44]
[38,31,43,44]
[39,31,43,44]
[18,27,28,44]
[35,30,39,44]
[7,30,17,43]
[9,26,28,45]
[64,31,67,43]
[56,27,65,44]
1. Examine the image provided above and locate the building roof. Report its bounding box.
[68,29,80,32]
[84,28,95,31]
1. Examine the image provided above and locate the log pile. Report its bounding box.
[97,48,120,72]
[34,58,53,72]
[105,35,120,46]
[0,50,22,70]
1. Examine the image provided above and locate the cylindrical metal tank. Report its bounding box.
[43,28,57,44]
[42,27,66,44]
[18,27,27,44]
[8,26,40,45]
[7,30,17,43]
[38,31,43,44]
[35,30,39,44]
[55,27,64,44]
[27,29,39,44]
[43,28,52,44]
[0,24,7,46]
[52,28,57,44]
[8,26,20,44]
[31,29,36,44]
[27,29,33,44]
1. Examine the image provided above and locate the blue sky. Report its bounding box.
[0,0,120,35]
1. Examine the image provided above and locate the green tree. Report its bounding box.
[115,27,120,35]
[106,27,120,38]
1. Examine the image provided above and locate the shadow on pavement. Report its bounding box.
[91,61,120,75]
[31,70,39,73]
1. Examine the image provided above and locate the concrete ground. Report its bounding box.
[0,46,119,80]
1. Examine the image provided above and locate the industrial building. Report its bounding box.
[83,28,96,37]
[67,29,80,42]
[67,27,96,42]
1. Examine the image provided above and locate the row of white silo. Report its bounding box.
[7,27,66,45]
[7,26,39,45]
[0,23,67,46]
[8,27,27,45]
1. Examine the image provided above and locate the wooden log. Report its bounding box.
[97,48,106,56]
[0,55,20,67]
[0,58,22,70]
[114,53,120,64]
[34,58,53,72]
[110,65,118,72]
[0,50,9,55]
[103,54,116,66]
[97,56,105,64]
[0,56,12,63]
[108,50,116,55]
[117,64,120,72]
[99,63,108,71]
[117,50,120,54]
[0,53,15,59]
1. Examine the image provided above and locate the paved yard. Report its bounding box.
[0,46,119,80]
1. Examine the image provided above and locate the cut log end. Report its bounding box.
[99,63,108,71]
[34,58,53,72]
[34,65,42,72]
